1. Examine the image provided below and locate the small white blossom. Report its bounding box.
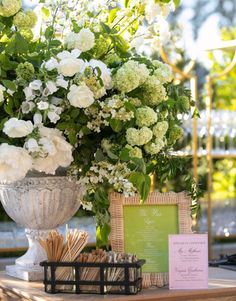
[23,86,35,101]
[37,101,49,110]
[44,58,59,71]
[46,81,58,94]
[21,101,35,114]
[56,76,68,89]
[29,80,42,90]
[33,113,43,125]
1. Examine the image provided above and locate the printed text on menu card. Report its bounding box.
[169,234,208,289]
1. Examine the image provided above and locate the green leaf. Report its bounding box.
[45,26,54,39]
[108,8,119,23]
[124,0,131,7]
[110,118,123,132]
[2,80,16,91]
[112,35,130,55]
[4,99,14,116]
[96,223,110,248]
[5,33,28,54]
[0,22,5,32]
[173,0,181,7]
[107,149,118,160]
[41,6,50,18]
[131,157,146,173]
[119,148,130,161]
[100,22,111,34]
[95,149,106,162]
[129,172,151,201]
[68,130,77,145]
[49,39,61,47]
[0,117,8,130]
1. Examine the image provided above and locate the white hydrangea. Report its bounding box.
[3,118,33,138]
[0,143,32,183]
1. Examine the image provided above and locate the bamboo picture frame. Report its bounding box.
[109,191,192,288]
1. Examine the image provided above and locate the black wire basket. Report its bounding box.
[40,259,145,295]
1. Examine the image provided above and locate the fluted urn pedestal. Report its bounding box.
[0,175,83,281]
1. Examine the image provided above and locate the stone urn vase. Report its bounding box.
[0,172,84,281]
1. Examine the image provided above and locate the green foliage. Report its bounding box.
[208,27,236,110]
[212,159,236,200]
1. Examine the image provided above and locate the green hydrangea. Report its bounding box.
[136,106,157,127]
[13,10,37,28]
[126,145,142,158]
[93,35,111,59]
[19,28,34,40]
[114,60,149,93]
[153,121,168,138]
[144,138,165,155]
[0,0,21,17]
[139,127,153,145]
[140,76,167,106]
[153,60,173,84]
[180,95,190,111]
[129,97,142,107]
[126,127,153,146]
[104,53,122,67]
[168,125,184,144]
[16,62,35,82]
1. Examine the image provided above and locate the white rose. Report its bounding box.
[89,59,112,89]
[0,144,32,183]
[0,90,4,102]
[21,101,35,114]
[67,83,94,108]
[23,86,35,101]
[57,49,81,60]
[56,76,68,89]
[46,81,58,94]
[44,58,59,71]
[76,28,95,52]
[0,85,6,102]
[33,113,43,125]
[37,101,49,110]
[3,118,33,138]
[58,58,85,77]
[29,80,42,90]
[33,127,73,174]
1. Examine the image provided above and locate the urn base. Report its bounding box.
[6,264,44,281]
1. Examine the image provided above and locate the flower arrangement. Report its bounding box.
[0,0,193,245]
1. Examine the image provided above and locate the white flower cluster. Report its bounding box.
[23,78,63,124]
[0,116,73,181]
[85,95,135,133]
[79,161,136,197]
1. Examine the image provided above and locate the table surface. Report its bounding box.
[1,268,236,301]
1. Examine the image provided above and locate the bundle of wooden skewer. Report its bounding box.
[39,231,139,293]
[78,251,138,293]
[39,229,89,289]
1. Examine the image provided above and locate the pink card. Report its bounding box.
[168,234,208,290]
